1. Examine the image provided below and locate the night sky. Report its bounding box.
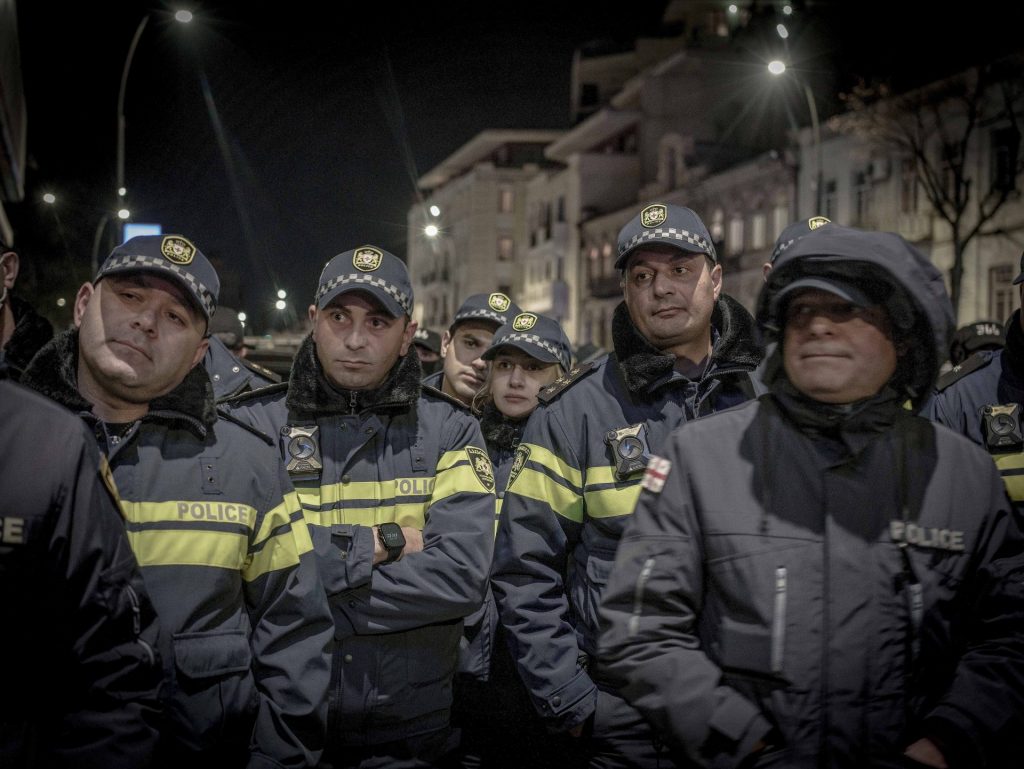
[9,1,1019,331]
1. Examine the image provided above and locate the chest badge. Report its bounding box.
[282,424,323,476]
[605,424,651,480]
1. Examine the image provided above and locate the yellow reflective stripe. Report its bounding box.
[434,451,492,501]
[121,500,249,570]
[244,488,306,580]
[296,478,432,527]
[494,497,502,537]
[522,443,583,490]
[121,499,257,529]
[994,452,1024,503]
[508,467,584,523]
[584,482,643,519]
[586,465,624,486]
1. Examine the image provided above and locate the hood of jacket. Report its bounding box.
[756,224,954,414]
[20,328,217,435]
[611,293,764,395]
[285,333,422,416]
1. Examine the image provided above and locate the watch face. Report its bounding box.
[379,523,405,548]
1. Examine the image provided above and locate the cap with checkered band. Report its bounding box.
[615,203,717,270]
[315,245,413,318]
[450,292,520,331]
[95,235,219,321]
[769,216,832,265]
[482,312,572,371]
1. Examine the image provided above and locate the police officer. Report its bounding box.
[424,292,520,405]
[21,234,333,769]
[0,239,53,381]
[222,245,495,768]
[413,326,444,376]
[1,362,162,768]
[490,203,764,766]
[599,224,1024,768]
[926,250,1024,508]
[946,319,1004,368]
[452,312,574,769]
[203,304,281,399]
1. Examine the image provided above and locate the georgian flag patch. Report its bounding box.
[641,455,672,493]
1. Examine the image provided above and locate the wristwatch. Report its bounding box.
[377,522,406,564]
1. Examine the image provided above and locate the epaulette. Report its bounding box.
[421,382,471,412]
[242,358,282,383]
[538,361,597,404]
[214,407,275,446]
[934,351,992,393]
[218,380,289,406]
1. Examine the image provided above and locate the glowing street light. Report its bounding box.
[776,24,789,39]
[277,289,287,299]
[42,192,56,204]
[428,205,441,217]
[767,60,823,214]
[783,4,793,15]
[117,208,131,220]
[237,311,247,323]
[424,224,440,238]
[727,4,738,14]
[275,299,286,311]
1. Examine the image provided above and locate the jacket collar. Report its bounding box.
[1,295,54,378]
[477,401,525,452]
[285,333,422,416]
[611,294,763,395]
[20,328,217,436]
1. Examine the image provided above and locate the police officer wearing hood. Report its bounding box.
[222,245,495,767]
[491,203,764,766]
[598,224,1024,768]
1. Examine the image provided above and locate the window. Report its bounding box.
[499,186,515,213]
[991,126,1021,194]
[900,158,919,213]
[556,196,566,223]
[824,179,837,221]
[853,171,873,225]
[773,205,790,240]
[498,237,514,262]
[602,239,614,278]
[727,217,744,255]
[750,213,766,250]
[991,264,1016,322]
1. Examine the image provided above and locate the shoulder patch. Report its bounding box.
[935,351,993,393]
[421,382,471,412]
[242,358,282,383]
[537,361,597,404]
[508,444,530,489]
[218,380,289,406]
[466,446,495,492]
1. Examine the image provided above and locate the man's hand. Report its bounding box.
[904,738,948,768]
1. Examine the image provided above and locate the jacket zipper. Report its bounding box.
[628,557,656,637]
[771,566,787,674]
[125,583,156,667]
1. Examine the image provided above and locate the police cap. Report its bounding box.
[615,203,716,270]
[95,235,219,321]
[315,245,413,318]
[482,312,572,371]
[450,292,520,331]
[770,216,832,265]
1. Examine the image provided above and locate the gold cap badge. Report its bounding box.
[353,246,383,272]
[161,236,196,265]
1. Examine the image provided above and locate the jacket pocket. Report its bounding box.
[169,630,255,750]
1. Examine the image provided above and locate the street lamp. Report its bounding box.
[767,59,823,215]
[116,11,192,230]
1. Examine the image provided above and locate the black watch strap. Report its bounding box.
[377,522,405,564]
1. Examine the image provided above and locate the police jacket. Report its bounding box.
[222,337,495,746]
[490,295,763,732]
[22,330,333,769]
[598,228,1024,768]
[204,335,280,401]
[0,293,53,381]
[1,365,162,769]
[924,310,1024,505]
[457,404,525,681]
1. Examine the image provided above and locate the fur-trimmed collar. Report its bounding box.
[285,333,422,416]
[477,401,525,452]
[2,295,54,380]
[20,328,218,435]
[611,295,764,395]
